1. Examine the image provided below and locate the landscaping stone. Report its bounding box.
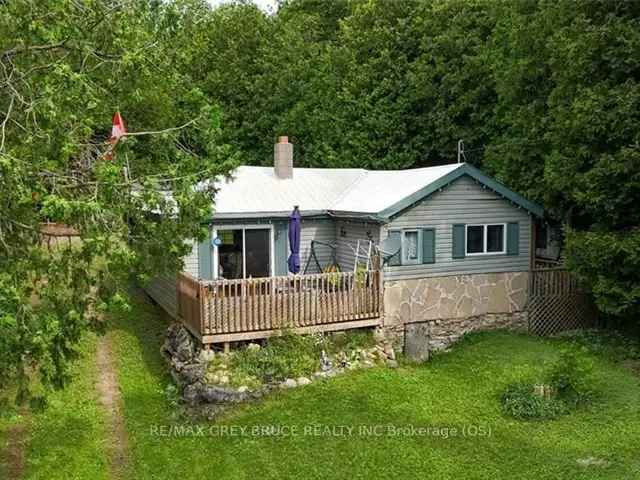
[282,378,297,388]
[577,457,610,468]
[199,349,215,363]
[404,323,430,363]
[296,377,311,386]
[163,322,405,415]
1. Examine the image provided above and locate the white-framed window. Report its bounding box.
[402,229,420,264]
[466,223,506,255]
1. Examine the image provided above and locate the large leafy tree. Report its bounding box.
[0,0,238,400]
[486,0,640,320]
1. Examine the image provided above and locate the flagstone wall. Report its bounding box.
[381,271,529,352]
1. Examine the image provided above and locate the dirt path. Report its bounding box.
[96,334,129,479]
[1,416,27,480]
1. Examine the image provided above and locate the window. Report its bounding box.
[465,224,506,255]
[403,230,419,264]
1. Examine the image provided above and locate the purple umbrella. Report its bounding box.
[288,206,301,274]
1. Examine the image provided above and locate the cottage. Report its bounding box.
[146,137,544,351]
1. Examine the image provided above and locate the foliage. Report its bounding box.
[561,328,640,362]
[501,382,567,420]
[70,302,640,478]
[546,347,596,407]
[230,329,375,382]
[501,346,596,420]
[232,331,321,381]
[565,228,640,318]
[0,0,239,399]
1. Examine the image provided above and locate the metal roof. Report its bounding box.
[209,163,543,220]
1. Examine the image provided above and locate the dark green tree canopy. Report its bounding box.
[2,0,639,401]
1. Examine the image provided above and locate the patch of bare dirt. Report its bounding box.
[96,335,129,479]
[2,418,27,480]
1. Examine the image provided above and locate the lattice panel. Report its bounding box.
[528,292,597,336]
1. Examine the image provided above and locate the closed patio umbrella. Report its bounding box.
[288,206,301,274]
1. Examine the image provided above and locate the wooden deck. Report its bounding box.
[177,270,383,344]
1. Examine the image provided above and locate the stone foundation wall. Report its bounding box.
[425,311,528,351]
[380,271,529,354]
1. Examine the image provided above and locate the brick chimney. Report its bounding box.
[274,136,293,179]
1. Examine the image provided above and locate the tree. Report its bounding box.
[0,0,239,401]
[486,0,640,321]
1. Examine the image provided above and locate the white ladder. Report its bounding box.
[353,239,373,273]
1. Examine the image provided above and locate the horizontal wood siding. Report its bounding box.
[300,219,336,273]
[383,176,532,281]
[184,240,199,278]
[144,241,199,317]
[145,273,178,318]
[335,220,381,272]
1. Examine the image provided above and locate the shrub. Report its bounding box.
[546,347,596,406]
[232,331,322,382]
[230,329,377,383]
[501,382,567,420]
[562,329,640,362]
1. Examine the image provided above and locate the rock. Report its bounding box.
[296,377,311,386]
[383,344,396,360]
[180,363,206,386]
[320,350,332,371]
[246,343,261,352]
[205,372,219,384]
[577,457,610,468]
[183,383,202,405]
[362,360,374,368]
[281,378,297,389]
[313,371,327,378]
[219,375,229,385]
[200,385,249,404]
[237,386,249,393]
[386,359,399,368]
[174,326,196,362]
[405,323,430,363]
[199,349,215,363]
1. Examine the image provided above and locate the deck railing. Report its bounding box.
[177,270,383,342]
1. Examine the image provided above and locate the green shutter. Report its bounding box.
[507,222,520,255]
[198,232,212,280]
[422,228,435,264]
[452,224,465,259]
[387,230,402,266]
[274,221,288,276]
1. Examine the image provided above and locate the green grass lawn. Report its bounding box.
[3,291,640,479]
[0,333,110,480]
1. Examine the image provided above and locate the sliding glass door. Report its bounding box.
[214,226,272,280]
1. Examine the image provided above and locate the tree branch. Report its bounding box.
[0,94,15,152]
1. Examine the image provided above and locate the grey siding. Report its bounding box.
[144,240,199,318]
[145,273,177,318]
[184,240,199,277]
[300,219,336,273]
[382,176,532,281]
[335,220,381,272]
